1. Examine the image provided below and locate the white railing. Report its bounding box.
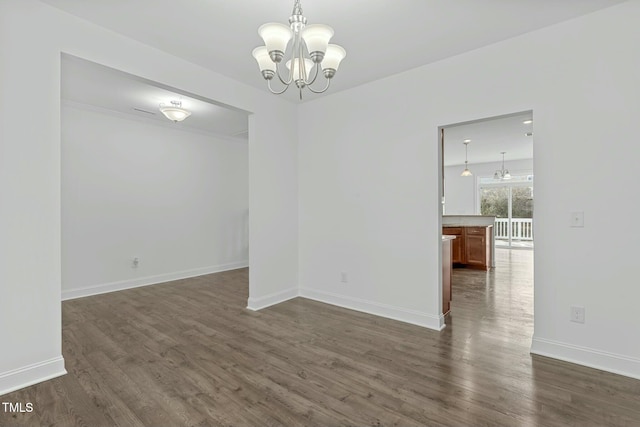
[494,218,533,241]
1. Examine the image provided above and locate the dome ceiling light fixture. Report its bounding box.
[159,100,191,122]
[252,0,346,100]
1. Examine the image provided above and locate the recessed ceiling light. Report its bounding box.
[463,139,471,143]
[523,119,533,124]
[525,132,533,136]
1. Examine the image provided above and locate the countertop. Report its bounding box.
[442,215,496,227]
[443,215,495,218]
[443,224,493,228]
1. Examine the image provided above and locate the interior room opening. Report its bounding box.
[438,111,534,324]
[60,54,250,301]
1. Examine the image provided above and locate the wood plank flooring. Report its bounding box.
[2,249,640,426]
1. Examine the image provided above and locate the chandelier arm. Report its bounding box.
[298,39,310,84]
[304,62,321,86]
[307,76,331,94]
[293,29,304,82]
[267,78,290,95]
[275,62,293,86]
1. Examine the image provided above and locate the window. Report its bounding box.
[479,175,534,248]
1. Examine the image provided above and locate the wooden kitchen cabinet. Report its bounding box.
[443,227,464,264]
[443,225,493,270]
[464,226,491,270]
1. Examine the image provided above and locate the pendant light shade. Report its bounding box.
[252,46,277,75]
[258,23,293,59]
[301,24,334,61]
[286,58,315,82]
[321,44,347,76]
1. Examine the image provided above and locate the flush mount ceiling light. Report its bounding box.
[461,141,473,177]
[523,119,533,124]
[252,0,346,100]
[494,151,512,180]
[159,100,191,122]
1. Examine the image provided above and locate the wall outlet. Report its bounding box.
[570,306,585,323]
[132,257,139,268]
[570,211,584,227]
[340,272,348,283]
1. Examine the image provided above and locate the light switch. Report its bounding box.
[570,211,584,227]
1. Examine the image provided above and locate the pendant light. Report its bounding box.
[494,152,511,180]
[461,141,472,177]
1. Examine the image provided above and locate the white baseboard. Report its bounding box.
[531,336,640,380]
[0,356,66,397]
[299,288,444,331]
[246,287,298,311]
[62,261,248,301]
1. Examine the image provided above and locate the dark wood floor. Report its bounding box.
[2,249,640,426]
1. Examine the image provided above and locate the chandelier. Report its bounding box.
[252,0,346,100]
[494,152,512,180]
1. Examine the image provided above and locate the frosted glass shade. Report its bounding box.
[252,46,276,72]
[461,168,473,177]
[301,24,334,55]
[286,58,314,81]
[258,23,292,54]
[160,106,191,122]
[321,44,346,71]
[494,170,511,179]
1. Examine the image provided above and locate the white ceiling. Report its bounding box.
[62,53,533,161]
[43,0,625,103]
[61,55,249,138]
[54,1,621,138]
[443,112,533,167]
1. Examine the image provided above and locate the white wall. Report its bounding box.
[0,0,298,395]
[61,103,248,299]
[298,1,640,378]
[3,0,640,397]
[444,159,533,215]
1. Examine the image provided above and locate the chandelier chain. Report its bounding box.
[292,0,303,16]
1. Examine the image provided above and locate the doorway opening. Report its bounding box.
[439,110,534,322]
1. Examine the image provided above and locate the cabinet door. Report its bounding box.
[443,227,464,264]
[442,239,452,315]
[465,227,487,267]
[451,235,464,264]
